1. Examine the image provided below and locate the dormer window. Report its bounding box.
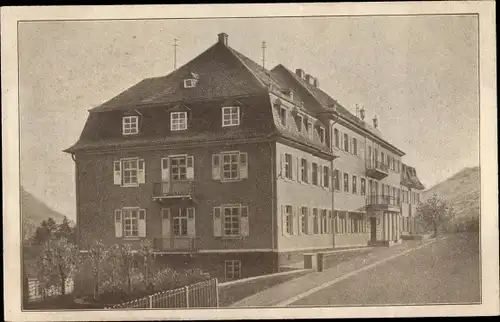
[171,112,188,131]
[318,126,325,144]
[222,106,240,127]
[307,120,313,139]
[296,114,303,132]
[183,79,197,88]
[279,107,287,127]
[122,116,139,135]
[289,91,294,101]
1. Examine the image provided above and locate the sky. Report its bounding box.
[18,15,479,220]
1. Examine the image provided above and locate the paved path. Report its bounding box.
[230,239,431,307]
[289,233,480,306]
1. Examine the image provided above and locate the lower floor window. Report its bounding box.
[173,208,188,236]
[225,260,241,279]
[123,208,139,237]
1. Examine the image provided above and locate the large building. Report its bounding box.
[65,33,424,280]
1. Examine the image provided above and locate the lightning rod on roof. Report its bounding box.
[261,41,267,69]
[173,38,179,70]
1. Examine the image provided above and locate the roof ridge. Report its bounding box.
[226,46,268,89]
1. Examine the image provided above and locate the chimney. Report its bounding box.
[373,115,379,128]
[359,107,366,120]
[313,78,319,88]
[295,69,305,79]
[217,33,228,45]
[355,105,359,118]
[305,74,313,85]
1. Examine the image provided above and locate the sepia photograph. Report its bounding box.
[2,2,498,320]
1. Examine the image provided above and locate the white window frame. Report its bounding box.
[343,133,349,152]
[312,162,319,186]
[334,169,340,191]
[343,173,349,193]
[170,155,187,181]
[222,205,242,237]
[300,207,308,234]
[323,166,330,188]
[284,153,292,180]
[123,208,139,238]
[334,128,340,148]
[225,260,241,280]
[313,208,319,234]
[352,175,357,194]
[321,209,328,234]
[301,158,308,183]
[173,208,189,237]
[307,120,314,139]
[285,205,294,235]
[222,106,240,127]
[221,152,240,181]
[122,158,139,187]
[360,178,366,196]
[122,116,139,135]
[352,137,358,156]
[170,112,188,131]
[184,79,197,88]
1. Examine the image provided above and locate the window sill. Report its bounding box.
[218,236,245,240]
[220,178,244,183]
[123,237,141,241]
[121,184,140,188]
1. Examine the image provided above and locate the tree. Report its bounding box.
[88,240,107,299]
[415,193,455,236]
[56,216,75,243]
[31,217,58,245]
[138,239,156,290]
[37,238,78,296]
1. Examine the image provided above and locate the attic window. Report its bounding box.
[183,79,197,88]
[318,126,325,144]
[122,116,139,135]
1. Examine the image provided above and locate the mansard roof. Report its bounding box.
[401,163,425,190]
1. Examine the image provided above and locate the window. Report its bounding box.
[170,112,188,131]
[381,152,385,165]
[300,207,308,234]
[122,159,139,186]
[122,116,139,135]
[173,208,188,236]
[343,173,349,192]
[280,107,287,127]
[386,154,390,166]
[343,133,349,152]
[307,120,313,139]
[397,188,401,204]
[321,209,328,234]
[392,158,396,171]
[296,115,303,132]
[352,175,357,194]
[397,160,400,173]
[318,126,325,144]
[225,260,241,280]
[360,178,366,196]
[300,158,308,183]
[285,205,294,235]
[334,129,340,148]
[222,106,240,127]
[313,208,319,234]
[323,166,330,188]
[334,170,340,190]
[352,138,358,156]
[222,153,240,180]
[183,79,197,88]
[223,206,241,236]
[312,163,319,186]
[284,154,292,180]
[123,208,139,237]
[170,156,187,181]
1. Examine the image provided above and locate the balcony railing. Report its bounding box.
[153,237,199,252]
[366,160,389,179]
[366,194,401,207]
[153,181,195,199]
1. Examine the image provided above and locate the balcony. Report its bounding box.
[366,194,401,212]
[366,160,389,180]
[153,237,199,253]
[153,181,195,202]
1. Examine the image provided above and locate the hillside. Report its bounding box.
[21,186,69,240]
[422,166,480,220]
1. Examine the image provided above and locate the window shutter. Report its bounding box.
[328,210,332,234]
[161,158,170,182]
[239,152,248,179]
[113,161,121,185]
[281,205,287,236]
[296,157,301,183]
[290,157,295,181]
[161,208,171,239]
[240,206,249,236]
[212,154,221,180]
[138,209,147,237]
[114,209,122,238]
[186,156,194,180]
[280,153,285,178]
[213,207,222,237]
[294,207,300,235]
[187,207,195,237]
[307,208,313,234]
[319,165,323,187]
[138,159,146,184]
[308,160,312,183]
[297,206,302,235]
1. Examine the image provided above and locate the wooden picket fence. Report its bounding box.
[105,278,219,309]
